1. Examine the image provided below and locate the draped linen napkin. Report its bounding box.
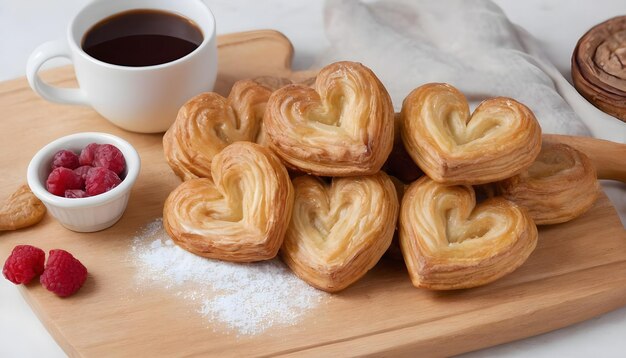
[317,0,590,135]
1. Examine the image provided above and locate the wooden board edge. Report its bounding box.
[18,286,82,358]
[272,260,626,357]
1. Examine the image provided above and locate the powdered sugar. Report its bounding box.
[130,218,326,335]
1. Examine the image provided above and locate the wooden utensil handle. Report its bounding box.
[545,134,626,183]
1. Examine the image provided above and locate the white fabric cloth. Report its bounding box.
[317,0,590,136]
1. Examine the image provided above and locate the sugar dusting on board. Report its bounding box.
[130,218,326,335]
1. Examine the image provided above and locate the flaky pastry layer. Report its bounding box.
[281,172,399,292]
[163,80,274,181]
[496,140,599,225]
[264,61,394,176]
[401,83,542,185]
[163,142,294,262]
[399,177,538,290]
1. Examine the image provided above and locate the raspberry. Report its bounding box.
[65,189,88,198]
[85,167,121,196]
[79,143,100,166]
[51,150,79,170]
[40,249,87,297]
[73,165,92,187]
[46,167,82,196]
[93,144,126,175]
[2,245,45,285]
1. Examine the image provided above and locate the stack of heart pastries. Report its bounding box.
[162,61,600,293]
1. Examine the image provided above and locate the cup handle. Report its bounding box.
[26,40,89,105]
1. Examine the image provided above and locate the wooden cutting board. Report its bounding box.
[1,30,626,357]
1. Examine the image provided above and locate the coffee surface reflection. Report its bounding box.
[82,9,203,67]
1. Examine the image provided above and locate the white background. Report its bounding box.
[1,0,626,357]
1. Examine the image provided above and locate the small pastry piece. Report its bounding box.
[281,172,399,292]
[163,142,294,262]
[163,79,274,181]
[0,185,46,231]
[399,177,537,290]
[495,140,599,225]
[264,61,394,176]
[401,83,542,185]
[572,16,626,122]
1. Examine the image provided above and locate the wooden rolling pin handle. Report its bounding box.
[545,134,626,183]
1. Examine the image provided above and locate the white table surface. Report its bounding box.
[1,0,625,357]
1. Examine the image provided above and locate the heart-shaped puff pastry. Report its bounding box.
[399,177,538,290]
[163,80,274,181]
[495,140,599,225]
[163,142,294,262]
[281,172,399,292]
[401,83,542,185]
[264,61,394,176]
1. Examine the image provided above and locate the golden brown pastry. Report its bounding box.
[495,140,599,225]
[163,79,274,181]
[163,142,294,262]
[399,177,538,290]
[281,172,399,292]
[264,61,394,176]
[572,16,626,122]
[0,185,46,231]
[400,83,542,185]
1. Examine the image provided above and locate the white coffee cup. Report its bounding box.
[26,0,217,133]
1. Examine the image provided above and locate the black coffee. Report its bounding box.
[82,9,203,67]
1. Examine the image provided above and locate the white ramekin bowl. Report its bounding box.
[27,132,141,232]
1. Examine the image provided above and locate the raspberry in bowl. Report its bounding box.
[46,143,125,198]
[27,132,141,232]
